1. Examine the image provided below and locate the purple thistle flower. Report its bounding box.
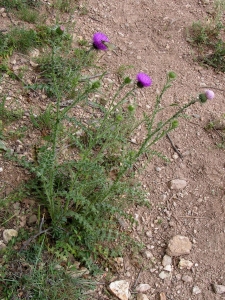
[136,73,152,88]
[205,89,215,100]
[93,32,109,50]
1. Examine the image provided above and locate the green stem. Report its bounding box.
[100,98,197,202]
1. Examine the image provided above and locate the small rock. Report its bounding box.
[212,284,225,294]
[182,275,193,283]
[178,258,193,269]
[172,153,179,160]
[109,280,129,300]
[164,265,172,272]
[145,251,153,259]
[159,271,171,280]
[155,167,161,172]
[0,240,6,250]
[159,292,167,300]
[3,229,18,244]
[168,179,187,190]
[137,293,149,300]
[192,286,201,295]
[166,235,192,256]
[136,284,151,293]
[28,214,38,225]
[145,230,152,237]
[162,255,172,267]
[0,167,3,172]
[114,257,124,265]
[68,266,89,279]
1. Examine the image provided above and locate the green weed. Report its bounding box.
[187,0,225,72]
[17,6,39,23]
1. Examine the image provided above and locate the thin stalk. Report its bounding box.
[100,99,197,202]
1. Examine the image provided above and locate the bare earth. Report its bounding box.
[1,0,225,299]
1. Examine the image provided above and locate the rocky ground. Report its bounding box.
[0,0,225,299]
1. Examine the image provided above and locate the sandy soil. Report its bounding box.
[0,0,225,299]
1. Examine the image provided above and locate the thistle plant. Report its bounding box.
[4,31,215,265]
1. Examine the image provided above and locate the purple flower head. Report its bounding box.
[205,89,215,100]
[93,32,109,50]
[136,73,152,88]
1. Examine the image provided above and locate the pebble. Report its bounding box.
[109,280,130,300]
[145,251,154,259]
[3,229,18,244]
[145,231,152,237]
[0,240,6,250]
[162,254,172,267]
[136,284,151,293]
[159,271,171,280]
[27,214,38,225]
[0,167,3,172]
[178,258,193,270]
[182,275,193,283]
[137,293,149,300]
[212,284,225,294]
[168,179,187,190]
[159,292,167,300]
[192,286,201,295]
[164,265,172,272]
[166,235,192,256]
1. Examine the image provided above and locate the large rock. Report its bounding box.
[109,280,130,300]
[212,284,225,294]
[168,179,187,190]
[3,229,18,244]
[166,235,192,256]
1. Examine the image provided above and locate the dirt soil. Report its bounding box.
[0,0,225,299]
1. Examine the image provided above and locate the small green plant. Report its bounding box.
[30,105,56,135]
[0,0,40,10]
[0,96,24,124]
[53,0,78,12]
[17,6,39,23]
[187,0,225,72]
[0,234,95,299]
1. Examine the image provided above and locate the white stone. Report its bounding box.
[136,284,151,293]
[109,280,130,300]
[162,255,172,267]
[212,284,225,294]
[178,258,193,269]
[166,235,192,256]
[192,286,201,295]
[3,229,18,244]
[182,275,193,283]
[159,271,170,280]
[137,293,149,300]
[145,251,153,259]
[164,265,172,272]
[169,179,187,190]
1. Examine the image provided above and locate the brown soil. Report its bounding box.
[0,1,225,300]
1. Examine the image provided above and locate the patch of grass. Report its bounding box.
[0,234,95,299]
[28,48,95,97]
[0,96,24,124]
[53,0,78,12]
[187,0,225,72]
[0,0,40,10]
[17,6,39,23]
